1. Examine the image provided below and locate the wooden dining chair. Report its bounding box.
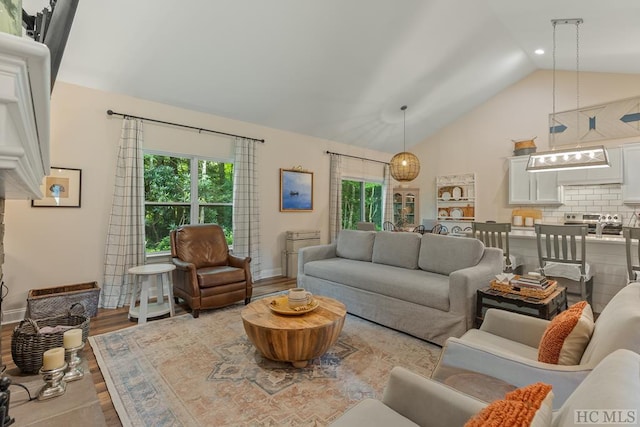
[471,222,523,274]
[383,221,396,231]
[430,224,444,234]
[623,227,640,283]
[412,225,426,234]
[535,224,593,305]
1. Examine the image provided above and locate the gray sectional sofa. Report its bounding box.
[298,230,503,345]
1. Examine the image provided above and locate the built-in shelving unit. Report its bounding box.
[436,173,475,234]
[393,188,419,228]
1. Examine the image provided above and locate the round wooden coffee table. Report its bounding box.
[241,295,346,368]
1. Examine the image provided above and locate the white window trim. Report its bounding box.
[144,149,234,256]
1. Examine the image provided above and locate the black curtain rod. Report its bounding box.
[106,110,265,143]
[325,150,389,165]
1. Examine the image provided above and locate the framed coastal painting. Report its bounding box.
[32,167,82,208]
[280,168,313,212]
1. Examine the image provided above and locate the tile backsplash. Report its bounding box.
[538,184,640,226]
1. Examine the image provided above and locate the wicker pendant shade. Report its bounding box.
[390,105,420,182]
[390,152,420,182]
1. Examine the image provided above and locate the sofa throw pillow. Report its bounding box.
[371,231,421,269]
[538,301,594,365]
[418,233,484,275]
[336,230,376,262]
[465,382,553,427]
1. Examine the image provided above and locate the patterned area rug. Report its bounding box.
[89,303,441,426]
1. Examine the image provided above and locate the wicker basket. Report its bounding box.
[11,304,90,374]
[490,280,558,299]
[26,281,100,319]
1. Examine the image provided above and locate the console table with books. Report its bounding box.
[475,285,568,328]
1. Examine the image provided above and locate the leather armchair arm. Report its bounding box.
[228,254,251,268]
[228,254,253,298]
[171,258,201,297]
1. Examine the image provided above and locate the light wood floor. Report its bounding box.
[1,276,297,427]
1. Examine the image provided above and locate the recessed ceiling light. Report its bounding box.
[534,48,545,55]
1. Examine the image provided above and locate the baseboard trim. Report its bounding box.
[2,307,26,325]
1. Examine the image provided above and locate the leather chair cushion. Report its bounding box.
[174,225,229,268]
[197,266,246,288]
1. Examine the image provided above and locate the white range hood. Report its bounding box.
[0,32,50,199]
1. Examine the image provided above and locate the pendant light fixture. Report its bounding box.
[390,105,420,182]
[527,18,610,173]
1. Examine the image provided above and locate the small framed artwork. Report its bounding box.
[280,168,313,212]
[32,167,82,208]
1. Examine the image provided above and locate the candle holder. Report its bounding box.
[38,362,68,401]
[63,343,85,382]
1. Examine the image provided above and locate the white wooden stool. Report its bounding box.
[128,263,176,324]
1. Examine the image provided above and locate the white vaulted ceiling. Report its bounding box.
[30,0,640,153]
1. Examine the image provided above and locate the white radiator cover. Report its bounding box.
[283,230,321,278]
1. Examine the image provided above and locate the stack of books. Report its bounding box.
[510,274,550,290]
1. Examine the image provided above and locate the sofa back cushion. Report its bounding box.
[336,230,376,261]
[580,282,640,366]
[419,234,485,275]
[371,231,422,269]
[554,349,640,426]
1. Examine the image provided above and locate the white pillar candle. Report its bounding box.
[42,347,65,371]
[63,329,83,349]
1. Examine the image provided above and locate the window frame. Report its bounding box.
[143,149,234,254]
[341,176,384,230]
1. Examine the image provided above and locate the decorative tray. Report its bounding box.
[268,296,319,315]
[489,280,558,299]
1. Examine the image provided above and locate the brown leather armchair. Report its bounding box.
[170,224,252,318]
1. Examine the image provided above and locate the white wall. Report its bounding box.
[2,82,391,318]
[411,70,640,223]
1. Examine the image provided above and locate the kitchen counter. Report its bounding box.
[510,227,625,244]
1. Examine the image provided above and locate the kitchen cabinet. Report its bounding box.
[393,188,419,228]
[622,143,640,203]
[509,157,563,205]
[557,147,622,184]
[436,173,475,233]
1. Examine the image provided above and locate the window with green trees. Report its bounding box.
[341,179,383,230]
[144,152,233,253]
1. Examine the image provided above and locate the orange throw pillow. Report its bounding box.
[465,383,553,427]
[538,301,594,365]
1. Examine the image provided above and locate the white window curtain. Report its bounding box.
[383,164,394,224]
[329,154,343,242]
[232,137,262,279]
[101,118,146,309]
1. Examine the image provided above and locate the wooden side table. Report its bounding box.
[475,286,568,328]
[128,263,176,324]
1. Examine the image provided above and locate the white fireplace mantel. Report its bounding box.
[0,32,50,199]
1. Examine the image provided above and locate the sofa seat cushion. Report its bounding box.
[459,329,539,361]
[419,234,485,275]
[197,266,246,288]
[304,258,450,311]
[372,231,422,269]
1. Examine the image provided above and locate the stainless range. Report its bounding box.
[563,212,623,235]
